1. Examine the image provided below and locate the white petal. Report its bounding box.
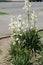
[16,38,19,41]
[13,42,16,45]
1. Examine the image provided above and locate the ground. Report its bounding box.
[0,37,11,65]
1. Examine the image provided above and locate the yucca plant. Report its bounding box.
[9,0,43,65]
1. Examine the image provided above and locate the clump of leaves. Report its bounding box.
[9,41,32,65]
[18,29,42,53]
[9,28,43,65]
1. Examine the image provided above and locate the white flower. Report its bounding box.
[31,12,35,20]
[23,40,26,43]
[9,16,16,32]
[17,28,20,32]
[9,21,14,27]
[13,33,16,36]
[9,25,15,29]
[17,21,21,28]
[16,38,19,41]
[31,11,37,21]
[17,15,22,21]
[29,4,31,7]
[24,29,27,32]
[21,27,24,30]
[19,34,22,36]
[18,40,20,44]
[10,63,13,65]
[23,0,31,11]
[30,26,33,29]
[25,0,28,5]
[13,42,16,45]
[31,15,34,20]
[9,23,15,32]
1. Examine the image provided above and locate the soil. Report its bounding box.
[0,37,11,65]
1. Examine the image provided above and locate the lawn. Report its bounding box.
[0,12,8,15]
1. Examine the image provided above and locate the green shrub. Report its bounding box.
[10,39,32,65]
[9,0,43,65]
[18,29,42,52]
[9,29,43,65]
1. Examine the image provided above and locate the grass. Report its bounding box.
[38,31,43,38]
[0,49,2,55]
[0,12,8,15]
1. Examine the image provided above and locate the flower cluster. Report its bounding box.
[24,0,38,29]
[9,15,29,42]
[9,0,37,43]
[23,0,31,13]
[9,15,29,33]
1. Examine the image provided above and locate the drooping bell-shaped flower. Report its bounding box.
[23,0,31,13]
[30,11,38,29]
[23,0,37,29]
[9,16,15,32]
